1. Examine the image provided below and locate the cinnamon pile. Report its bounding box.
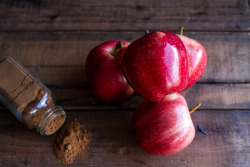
[53,119,91,164]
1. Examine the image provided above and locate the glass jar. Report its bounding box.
[0,56,66,135]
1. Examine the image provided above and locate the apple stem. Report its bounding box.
[145,30,150,35]
[179,26,184,36]
[189,103,201,114]
[111,42,124,57]
[118,42,123,48]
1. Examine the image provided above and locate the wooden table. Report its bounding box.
[0,0,249,166]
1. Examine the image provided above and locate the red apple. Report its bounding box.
[177,27,207,90]
[132,93,198,155]
[86,40,134,101]
[123,31,188,101]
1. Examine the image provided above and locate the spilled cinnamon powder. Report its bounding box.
[53,119,91,164]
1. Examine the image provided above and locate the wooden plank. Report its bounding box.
[26,66,87,87]
[0,110,249,167]
[53,83,250,110]
[0,32,249,84]
[0,0,249,31]
[1,83,248,110]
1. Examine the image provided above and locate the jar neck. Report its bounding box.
[36,106,66,135]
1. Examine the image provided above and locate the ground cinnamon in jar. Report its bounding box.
[0,57,66,135]
[54,119,91,164]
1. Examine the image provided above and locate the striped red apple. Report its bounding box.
[132,93,200,155]
[177,27,207,90]
[123,31,189,101]
[86,40,134,101]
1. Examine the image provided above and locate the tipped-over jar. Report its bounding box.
[0,56,66,135]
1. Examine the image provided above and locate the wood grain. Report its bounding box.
[0,32,249,85]
[0,0,249,31]
[1,83,249,110]
[50,83,250,110]
[0,110,249,167]
[0,31,249,110]
[0,0,249,166]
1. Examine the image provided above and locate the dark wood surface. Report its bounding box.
[0,0,249,31]
[1,110,250,167]
[0,32,249,84]
[0,0,250,166]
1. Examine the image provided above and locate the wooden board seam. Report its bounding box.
[1,30,250,33]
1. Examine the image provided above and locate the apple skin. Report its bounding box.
[86,40,134,101]
[132,93,195,155]
[177,35,207,91]
[123,31,189,101]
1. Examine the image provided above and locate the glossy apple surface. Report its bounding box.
[177,34,207,90]
[123,31,188,101]
[86,40,134,101]
[132,93,195,155]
